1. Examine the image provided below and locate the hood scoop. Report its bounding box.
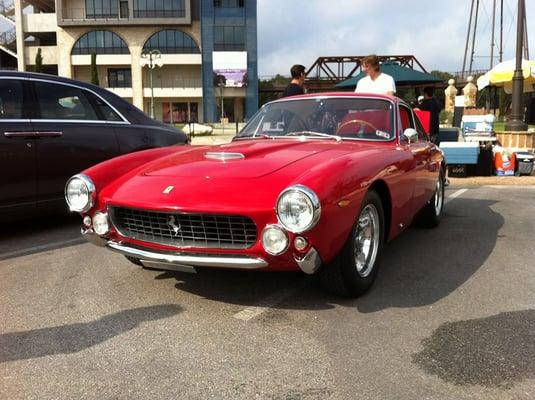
[204,152,245,161]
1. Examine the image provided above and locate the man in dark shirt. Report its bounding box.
[282,64,306,97]
[418,86,441,144]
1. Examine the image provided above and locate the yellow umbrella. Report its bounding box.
[477,58,535,93]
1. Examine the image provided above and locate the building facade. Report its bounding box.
[0,0,258,123]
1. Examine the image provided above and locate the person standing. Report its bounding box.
[282,64,306,97]
[354,55,396,96]
[418,86,441,144]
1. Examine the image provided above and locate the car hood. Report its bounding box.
[140,139,333,178]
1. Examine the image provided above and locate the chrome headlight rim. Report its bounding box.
[65,173,96,213]
[261,224,290,256]
[275,184,321,234]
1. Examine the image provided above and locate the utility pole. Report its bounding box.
[505,0,528,131]
[490,0,497,69]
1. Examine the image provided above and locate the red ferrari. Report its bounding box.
[65,93,445,297]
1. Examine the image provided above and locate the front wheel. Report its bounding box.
[319,190,385,297]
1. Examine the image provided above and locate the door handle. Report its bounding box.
[4,131,37,138]
[35,131,63,138]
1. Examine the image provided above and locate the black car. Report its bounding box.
[0,71,189,220]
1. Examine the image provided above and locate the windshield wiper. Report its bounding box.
[286,131,342,142]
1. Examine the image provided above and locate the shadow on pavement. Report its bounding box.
[0,305,181,363]
[156,198,502,312]
[0,214,82,260]
[413,309,535,388]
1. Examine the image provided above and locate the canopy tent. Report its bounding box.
[335,62,442,90]
[477,58,535,93]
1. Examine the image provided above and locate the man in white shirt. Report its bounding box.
[354,55,396,96]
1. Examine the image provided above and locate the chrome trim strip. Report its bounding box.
[295,247,322,275]
[204,152,245,161]
[106,241,269,269]
[33,119,129,125]
[4,131,36,137]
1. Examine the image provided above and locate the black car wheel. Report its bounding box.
[320,190,385,297]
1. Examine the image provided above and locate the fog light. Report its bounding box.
[262,225,289,255]
[83,215,92,227]
[93,212,109,236]
[294,236,308,251]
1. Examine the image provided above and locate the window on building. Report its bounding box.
[214,0,244,7]
[108,68,132,88]
[143,30,200,54]
[85,0,119,18]
[72,30,129,55]
[34,82,98,121]
[133,0,185,18]
[162,102,198,124]
[214,25,245,51]
[0,80,23,119]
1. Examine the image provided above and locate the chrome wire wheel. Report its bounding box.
[434,177,444,216]
[353,204,380,278]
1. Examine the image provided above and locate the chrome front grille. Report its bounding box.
[108,207,257,249]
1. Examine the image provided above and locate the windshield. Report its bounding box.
[238,97,395,141]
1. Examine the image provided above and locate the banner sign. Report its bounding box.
[213,51,248,88]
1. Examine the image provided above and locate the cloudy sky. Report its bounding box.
[257,0,535,77]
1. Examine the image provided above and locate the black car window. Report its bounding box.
[34,81,98,121]
[0,80,23,119]
[86,92,123,122]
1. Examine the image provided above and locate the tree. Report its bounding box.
[34,48,43,73]
[90,53,99,85]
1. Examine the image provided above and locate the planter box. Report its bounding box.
[495,131,535,152]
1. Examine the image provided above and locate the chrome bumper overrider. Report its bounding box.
[295,247,322,275]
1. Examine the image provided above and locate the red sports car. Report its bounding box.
[65,93,445,297]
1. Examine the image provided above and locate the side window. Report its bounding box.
[33,81,98,121]
[86,92,123,122]
[399,106,414,132]
[414,115,429,141]
[0,80,24,119]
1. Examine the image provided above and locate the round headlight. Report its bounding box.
[93,212,110,236]
[65,174,95,213]
[276,185,321,233]
[262,225,289,255]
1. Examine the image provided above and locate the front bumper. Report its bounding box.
[82,228,322,274]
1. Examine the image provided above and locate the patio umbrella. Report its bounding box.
[477,58,535,93]
[335,61,442,89]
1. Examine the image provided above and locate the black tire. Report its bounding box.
[319,190,385,297]
[415,169,445,228]
[125,255,143,266]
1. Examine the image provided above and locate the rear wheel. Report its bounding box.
[320,190,385,297]
[415,170,445,228]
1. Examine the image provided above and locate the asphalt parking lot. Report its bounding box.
[1,185,534,400]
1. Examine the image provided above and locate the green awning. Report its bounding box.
[335,62,442,89]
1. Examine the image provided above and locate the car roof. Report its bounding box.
[271,91,402,105]
[0,70,104,91]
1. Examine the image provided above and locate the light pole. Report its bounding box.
[140,49,163,119]
[505,0,528,131]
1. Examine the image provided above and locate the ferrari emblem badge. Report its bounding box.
[163,185,174,195]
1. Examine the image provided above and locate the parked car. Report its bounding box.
[0,71,188,220]
[65,93,445,297]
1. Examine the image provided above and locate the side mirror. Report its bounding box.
[403,128,418,143]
